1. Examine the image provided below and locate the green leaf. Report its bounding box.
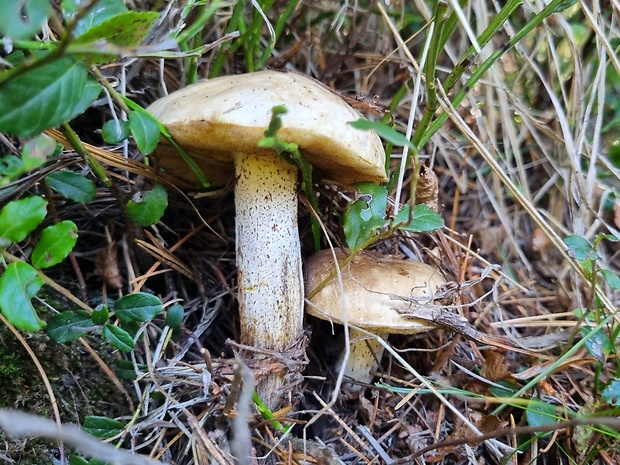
[88,458,113,465]
[46,311,97,343]
[0,261,45,331]
[69,456,90,465]
[349,119,415,150]
[114,292,163,323]
[394,204,445,232]
[64,0,128,38]
[0,155,27,185]
[525,398,558,430]
[0,0,51,40]
[0,135,55,186]
[129,110,161,154]
[21,134,57,171]
[114,359,147,381]
[71,77,103,117]
[0,195,47,246]
[565,235,598,261]
[101,119,131,144]
[602,379,620,406]
[127,184,168,227]
[45,170,97,203]
[73,11,160,65]
[31,221,78,269]
[165,304,184,328]
[343,182,388,251]
[581,326,612,364]
[554,0,578,13]
[600,269,620,291]
[103,323,135,352]
[82,416,124,439]
[0,57,99,137]
[91,304,110,325]
[600,233,619,243]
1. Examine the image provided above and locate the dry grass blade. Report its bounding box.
[436,83,618,316]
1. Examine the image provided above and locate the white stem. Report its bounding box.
[338,328,388,389]
[234,152,304,406]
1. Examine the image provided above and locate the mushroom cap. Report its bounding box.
[147,71,387,187]
[305,249,446,334]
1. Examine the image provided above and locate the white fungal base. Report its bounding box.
[234,151,304,406]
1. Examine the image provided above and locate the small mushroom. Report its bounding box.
[304,248,446,388]
[147,71,386,407]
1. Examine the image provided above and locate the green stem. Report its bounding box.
[210,0,246,77]
[419,0,566,147]
[61,122,111,187]
[257,0,301,68]
[442,0,523,94]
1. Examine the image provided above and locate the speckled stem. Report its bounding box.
[234,151,304,407]
[337,329,388,389]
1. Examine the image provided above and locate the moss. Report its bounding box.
[0,321,134,463]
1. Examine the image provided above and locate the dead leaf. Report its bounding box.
[94,242,123,289]
[480,351,513,382]
[416,165,439,212]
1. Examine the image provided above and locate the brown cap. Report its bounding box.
[305,249,446,333]
[147,70,387,187]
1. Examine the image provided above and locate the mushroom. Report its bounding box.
[147,71,386,407]
[304,248,446,388]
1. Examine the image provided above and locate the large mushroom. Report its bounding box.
[305,249,446,388]
[147,71,387,408]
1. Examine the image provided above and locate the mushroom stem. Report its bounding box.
[337,328,388,389]
[234,151,304,406]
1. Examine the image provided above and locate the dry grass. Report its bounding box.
[2,0,620,464]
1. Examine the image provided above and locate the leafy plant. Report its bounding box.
[565,234,620,398]
[344,120,445,251]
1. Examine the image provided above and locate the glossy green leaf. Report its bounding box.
[344,182,388,251]
[0,0,51,40]
[31,221,78,269]
[46,311,97,343]
[394,204,445,232]
[91,304,110,326]
[127,184,168,227]
[349,119,415,150]
[71,78,103,117]
[0,195,47,246]
[103,323,135,352]
[64,0,128,37]
[128,110,161,155]
[45,170,97,203]
[602,379,620,406]
[101,119,131,144]
[0,58,98,137]
[0,261,45,331]
[73,11,160,65]
[82,416,125,439]
[114,292,163,323]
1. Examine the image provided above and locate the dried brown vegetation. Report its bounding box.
[2,1,620,464]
